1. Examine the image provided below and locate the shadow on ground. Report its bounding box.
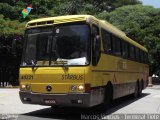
[18,93,149,120]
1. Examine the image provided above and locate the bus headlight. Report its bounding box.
[21,84,31,91]
[21,84,26,89]
[78,85,84,91]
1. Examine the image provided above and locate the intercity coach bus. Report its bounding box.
[19,15,149,108]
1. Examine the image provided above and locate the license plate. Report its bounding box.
[44,99,56,104]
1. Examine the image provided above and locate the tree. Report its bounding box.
[52,0,141,15]
[0,3,20,20]
[0,0,142,20]
[0,14,25,37]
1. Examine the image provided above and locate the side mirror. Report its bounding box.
[92,35,101,66]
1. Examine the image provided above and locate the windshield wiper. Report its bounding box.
[52,59,69,70]
[59,59,68,70]
[53,59,67,65]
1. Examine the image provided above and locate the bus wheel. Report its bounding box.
[100,83,113,110]
[132,82,138,98]
[138,80,143,97]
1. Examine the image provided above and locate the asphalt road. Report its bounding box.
[0,85,160,120]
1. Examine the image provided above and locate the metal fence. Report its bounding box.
[0,67,19,87]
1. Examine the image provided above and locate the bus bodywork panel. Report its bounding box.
[20,67,86,93]
[93,53,149,99]
[19,67,105,107]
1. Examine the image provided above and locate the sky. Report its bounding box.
[140,0,160,8]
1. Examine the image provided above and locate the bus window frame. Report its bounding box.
[92,24,101,66]
[101,29,112,54]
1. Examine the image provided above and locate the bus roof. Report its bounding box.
[26,15,148,52]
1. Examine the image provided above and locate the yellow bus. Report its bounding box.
[19,15,149,108]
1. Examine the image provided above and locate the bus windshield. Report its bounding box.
[21,24,90,66]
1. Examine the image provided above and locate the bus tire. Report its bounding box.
[138,80,143,97]
[100,83,113,110]
[141,80,144,90]
[132,82,138,98]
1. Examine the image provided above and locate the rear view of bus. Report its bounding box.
[19,15,102,107]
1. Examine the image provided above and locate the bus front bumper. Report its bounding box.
[19,91,99,107]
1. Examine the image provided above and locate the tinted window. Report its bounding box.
[24,31,52,64]
[140,50,144,62]
[135,47,140,61]
[22,24,90,66]
[112,36,121,56]
[129,45,135,59]
[122,40,129,58]
[102,29,112,53]
[144,53,148,64]
[55,25,89,60]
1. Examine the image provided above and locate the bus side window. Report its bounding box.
[112,36,121,56]
[142,52,147,63]
[145,53,149,64]
[129,44,135,60]
[92,25,99,36]
[122,40,129,58]
[101,29,112,53]
[140,50,144,63]
[135,47,140,62]
[92,25,101,66]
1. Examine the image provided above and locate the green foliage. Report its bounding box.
[0,14,25,37]
[0,0,141,20]
[0,0,17,6]
[0,3,19,19]
[50,0,141,15]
